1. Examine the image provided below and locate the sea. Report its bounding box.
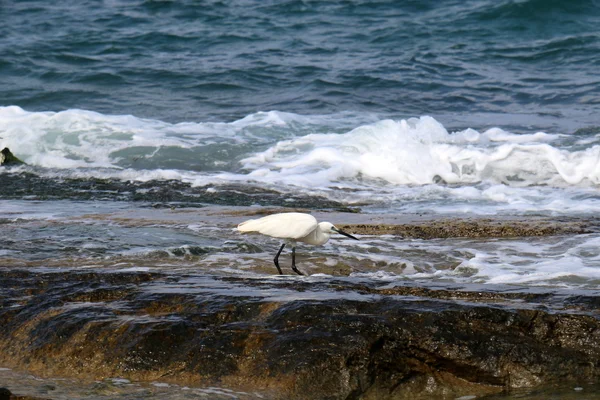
[1,0,600,398]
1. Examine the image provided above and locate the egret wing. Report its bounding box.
[237,213,318,240]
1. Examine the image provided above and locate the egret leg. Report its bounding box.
[290,246,304,276]
[273,243,285,275]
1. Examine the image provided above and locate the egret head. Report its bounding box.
[318,222,359,240]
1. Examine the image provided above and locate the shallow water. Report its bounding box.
[2,201,600,290]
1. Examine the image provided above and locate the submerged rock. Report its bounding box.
[0,172,356,211]
[0,148,24,166]
[1,269,599,399]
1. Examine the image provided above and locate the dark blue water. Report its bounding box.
[1,0,599,126]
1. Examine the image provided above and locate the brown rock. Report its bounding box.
[338,218,590,238]
[0,269,599,399]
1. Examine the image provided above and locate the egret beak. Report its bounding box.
[334,227,359,240]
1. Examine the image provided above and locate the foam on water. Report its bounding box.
[0,106,576,183]
[342,235,600,289]
[4,106,600,214]
[237,116,590,188]
[0,106,364,170]
[0,105,255,170]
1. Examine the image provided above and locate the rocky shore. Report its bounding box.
[1,263,599,399]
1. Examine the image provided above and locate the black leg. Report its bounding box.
[290,246,304,276]
[273,243,285,275]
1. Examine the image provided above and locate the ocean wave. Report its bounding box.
[3,106,600,192]
[237,115,600,188]
[0,106,307,170]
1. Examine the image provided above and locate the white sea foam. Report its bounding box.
[0,106,364,170]
[238,116,585,187]
[333,234,600,288]
[4,106,600,215]
[0,105,582,186]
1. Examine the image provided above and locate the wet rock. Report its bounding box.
[0,148,24,166]
[0,387,50,400]
[1,269,600,399]
[0,172,356,211]
[0,388,11,400]
[339,218,591,238]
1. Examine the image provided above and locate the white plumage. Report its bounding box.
[237,212,318,241]
[237,212,359,275]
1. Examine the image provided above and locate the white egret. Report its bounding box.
[237,212,359,275]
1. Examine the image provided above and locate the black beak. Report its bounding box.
[334,228,359,240]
